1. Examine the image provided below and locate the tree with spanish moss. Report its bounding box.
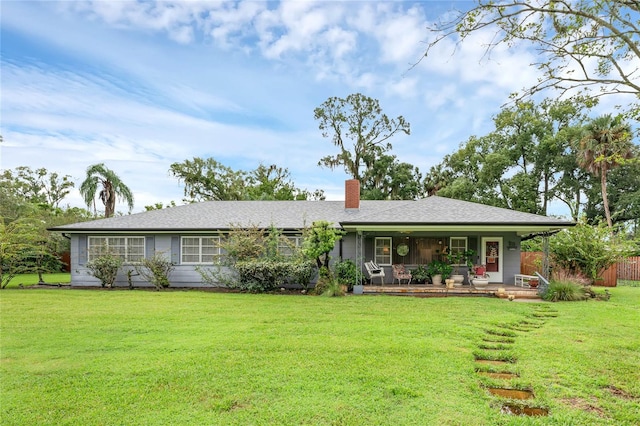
[314,93,410,182]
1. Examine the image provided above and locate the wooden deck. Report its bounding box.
[361,283,541,299]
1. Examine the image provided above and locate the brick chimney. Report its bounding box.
[345,179,360,209]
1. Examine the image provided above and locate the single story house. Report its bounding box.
[50,180,574,288]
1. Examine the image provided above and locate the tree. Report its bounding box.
[583,154,640,230]
[169,157,323,202]
[80,163,134,218]
[361,154,424,200]
[0,167,74,209]
[302,221,345,271]
[144,201,177,211]
[0,218,53,289]
[169,157,246,202]
[423,0,640,116]
[314,93,410,181]
[550,221,635,284]
[575,114,634,228]
[245,164,322,201]
[425,98,593,216]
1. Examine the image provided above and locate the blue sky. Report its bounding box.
[0,1,633,215]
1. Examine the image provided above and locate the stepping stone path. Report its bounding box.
[474,303,558,417]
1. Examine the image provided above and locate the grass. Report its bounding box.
[1,287,639,425]
[3,273,71,288]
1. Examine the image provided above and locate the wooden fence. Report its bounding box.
[520,252,618,287]
[618,256,640,281]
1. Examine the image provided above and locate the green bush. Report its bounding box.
[135,253,174,290]
[86,253,123,288]
[542,279,587,302]
[410,265,429,283]
[287,259,317,291]
[233,259,292,292]
[334,258,361,290]
[550,222,635,284]
[312,267,344,297]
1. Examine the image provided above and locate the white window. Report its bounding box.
[374,237,392,265]
[88,236,145,263]
[278,235,303,257]
[181,236,222,264]
[449,237,468,260]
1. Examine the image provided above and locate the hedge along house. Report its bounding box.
[50,180,574,288]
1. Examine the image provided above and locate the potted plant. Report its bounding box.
[410,265,429,284]
[471,264,489,288]
[335,259,363,293]
[448,249,476,286]
[428,260,453,286]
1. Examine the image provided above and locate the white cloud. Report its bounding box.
[3,0,635,219]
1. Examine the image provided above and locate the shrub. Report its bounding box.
[334,258,361,291]
[287,259,317,291]
[86,253,123,288]
[550,221,635,284]
[542,279,587,302]
[233,259,291,292]
[312,267,344,297]
[135,253,174,290]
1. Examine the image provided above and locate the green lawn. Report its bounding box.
[3,273,71,288]
[1,288,639,425]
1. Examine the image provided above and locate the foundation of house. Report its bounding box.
[361,284,541,299]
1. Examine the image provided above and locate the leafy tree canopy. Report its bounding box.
[169,157,324,202]
[425,97,595,216]
[423,0,640,118]
[0,166,74,209]
[361,154,424,200]
[302,221,345,271]
[314,93,410,181]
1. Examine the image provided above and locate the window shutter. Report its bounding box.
[469,237,478,261]
[145,236,155,258]
[171,237,180,264]
[78,235,88,265]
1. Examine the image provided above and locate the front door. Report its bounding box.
[481,237,503,283]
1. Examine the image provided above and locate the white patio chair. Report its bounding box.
[364,261,385,285]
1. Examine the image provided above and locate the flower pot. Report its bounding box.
[528,279,539,288]
[451,274,464,286]
[445,278,455,288]
[353,284,364,295]
[472,278,489,288]
[431,274,443,286]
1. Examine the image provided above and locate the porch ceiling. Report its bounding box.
[340,224,571,236]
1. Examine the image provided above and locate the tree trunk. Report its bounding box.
[601,172,613,228]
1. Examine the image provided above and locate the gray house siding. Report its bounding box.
[69,233,212,288]
[68,230,523,288]
[52,196,573,289]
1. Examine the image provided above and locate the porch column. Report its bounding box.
[542,233,551,280]
[355,230,364,286]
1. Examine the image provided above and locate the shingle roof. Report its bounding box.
[50,196,573,233]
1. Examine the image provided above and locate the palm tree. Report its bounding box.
[576,115,634,228]
[80,163,134,218]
